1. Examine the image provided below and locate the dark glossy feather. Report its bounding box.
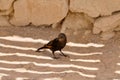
[36,33,68,59]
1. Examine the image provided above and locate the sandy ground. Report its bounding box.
[0,26,120,80]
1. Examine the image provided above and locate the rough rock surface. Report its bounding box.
[61,13,94,34]
[0,7,13,16]
[29,0,68,25]
[100,31,115,40]
[10,0,30,26]
[115,25,120,31]
[0,0,14,10]
[10,0,68,26]
[93,12,120,40]
[0,16,12,27]
[93,13,120,34]
[70,0,120,17]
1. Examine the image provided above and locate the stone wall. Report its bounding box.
[0,0,120,40]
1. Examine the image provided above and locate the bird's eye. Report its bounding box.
[60,36,63,38]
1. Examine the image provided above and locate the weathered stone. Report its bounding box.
[114,25,120,31]
[70,0,120,17]
[0,0,14,10]
[61,13,93,34]
[93,12,120,34]
[0,16,12,26]
[52,21,62,28]
[101,31,115,40]
[10,0,68,26]
[84,30,92,36]
[0,7,13,16]
[10,0,30,26]
[29,0,68,25]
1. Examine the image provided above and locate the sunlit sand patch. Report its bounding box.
[0,67,96,78]
[0,43,103,56]
[70,59,101,63]
[16,77,29,80]
[44,77,62,80]
[0,73,8,79]
[115,70,120,74]
[46,50,103,56]
[117,63,120,66]
[67,42,104,47]
[113,79,120,80]
[0,52,53,60]
[0,35,101,78]
[46,50,103,57]
[0,52,101,62]
[0,35,48,44]
[0,60,98,71]
[33,63,99,71]
[116,63,120,74]
[63,51,103,56]
[0,43,36,51]
[0,35,105,48]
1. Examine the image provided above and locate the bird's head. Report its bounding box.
[58,33,67,42]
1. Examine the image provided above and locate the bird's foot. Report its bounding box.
[35,50,41,52]
[60,54,70,58]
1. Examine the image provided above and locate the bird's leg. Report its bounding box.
[36,48,41,52]
[52,51,59,59]
[60,50,69,57]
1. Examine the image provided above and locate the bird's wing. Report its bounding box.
[45,38,58,48]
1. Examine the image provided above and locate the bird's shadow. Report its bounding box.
[35,49,70,59]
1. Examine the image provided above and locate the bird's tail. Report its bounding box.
[36,45,51,52]
[36,46,46,52]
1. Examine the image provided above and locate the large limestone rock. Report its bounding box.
[0,0,14,10]
[0,16,12,27]
[0,0,14,16]
[61,13,94,34]
[10,0,68,26]
[0,7,13,16]
[93,12,120,34]
[100,31,115,40]
[115,25,120,31]
[29,0,68,25]
[93,12,120,40]
[70,0,120,17]
[10,0,30,26]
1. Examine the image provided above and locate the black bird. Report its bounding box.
[36,33,68,59]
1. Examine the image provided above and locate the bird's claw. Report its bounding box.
[35,50,40,52]
[59,54,69,58]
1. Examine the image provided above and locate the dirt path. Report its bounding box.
[0,26,120,80]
